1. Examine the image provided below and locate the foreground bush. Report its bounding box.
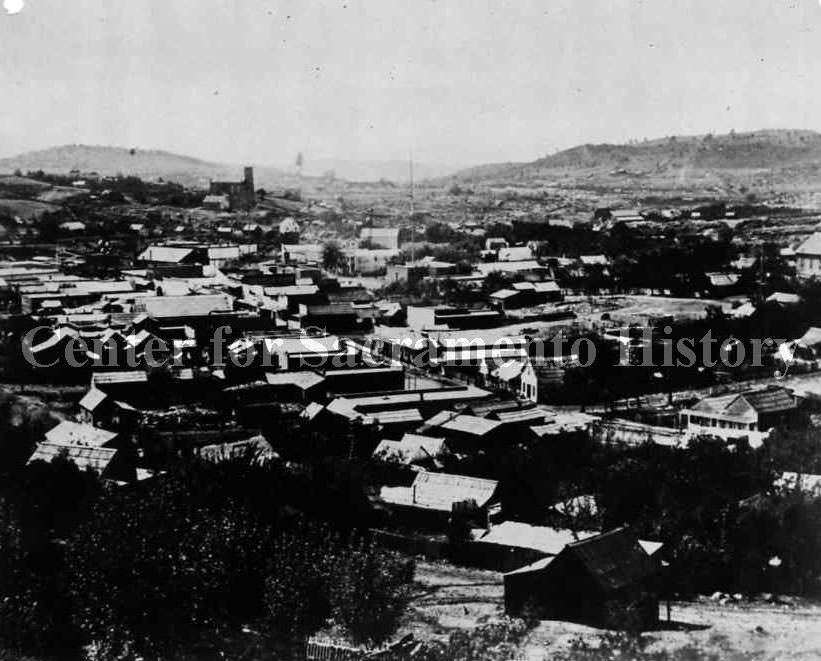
[265,525,415,645]
[66,479,276,657]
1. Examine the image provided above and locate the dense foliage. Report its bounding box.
[0,455,415,659]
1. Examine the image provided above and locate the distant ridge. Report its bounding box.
[0,144,291,189]
[442,129,821,193]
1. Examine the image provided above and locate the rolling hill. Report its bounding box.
[443,129,821,194]
[0,145,292,189]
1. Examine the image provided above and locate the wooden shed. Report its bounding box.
[503,527,660,629]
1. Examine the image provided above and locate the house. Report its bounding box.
[503,527,660,628]
[680,385,798,447]
[360,227,400,250]
[472,522,598,572]
[520,358,576,403]
[78,388,139,430]
[795,232,821,278]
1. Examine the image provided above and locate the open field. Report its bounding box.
[400,559,821,660]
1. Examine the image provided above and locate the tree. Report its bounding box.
[322,242,344,271]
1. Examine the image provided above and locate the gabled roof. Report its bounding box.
[28,442,118,474]
[796,327,821,348]
[691,386,796,418]
[44,420,118,447]
[796,232,821,257]
[741,387,797,414]
[494,360,525,382]
[563,527,659,592]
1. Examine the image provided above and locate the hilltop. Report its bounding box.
[0,145,291,189]
[443,129,821,195]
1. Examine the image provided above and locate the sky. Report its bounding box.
[1,0,821,167]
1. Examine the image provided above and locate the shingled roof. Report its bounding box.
[564,527,659,592]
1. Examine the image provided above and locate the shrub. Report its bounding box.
[264,525,415,645]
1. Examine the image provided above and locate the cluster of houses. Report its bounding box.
[10,182,821,631]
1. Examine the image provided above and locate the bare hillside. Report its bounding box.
[444,129,821,194]
[0,145,292,189]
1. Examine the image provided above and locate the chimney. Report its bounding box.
[243,166,254,190]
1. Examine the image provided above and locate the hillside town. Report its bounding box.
[2,150,821,658]
[3,2,821,660]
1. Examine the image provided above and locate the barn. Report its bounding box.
[503,527,660,629]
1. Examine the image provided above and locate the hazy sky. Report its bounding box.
[1,0,821,166]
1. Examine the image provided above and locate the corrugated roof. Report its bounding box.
[375,409,423,425]
[92,370,149,385]
[44,420,118,447]
[380,471,498,512]
[28,442,117,473]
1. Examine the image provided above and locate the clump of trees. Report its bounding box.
[0,455,415,658]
